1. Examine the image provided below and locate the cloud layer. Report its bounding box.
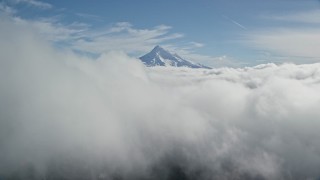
[1,16,320,179]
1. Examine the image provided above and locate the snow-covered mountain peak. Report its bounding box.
[139,46,210,69]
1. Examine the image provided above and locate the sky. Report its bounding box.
[1,0,320,67]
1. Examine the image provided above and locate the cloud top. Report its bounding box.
[1,16,320,179]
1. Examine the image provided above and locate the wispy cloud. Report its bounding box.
[245,10,320,63]
[13,16,89,42]
[189,42,204,48]
[0,2,16,15]
[75,12,103,22]
[8,14,184,55]
[13,0,52,9]
[2,2,220,66]
[3,0,188,56]
[222,15,247,30]
[247,28,320,62]
[70,22,184,54]
[264,9,320,24]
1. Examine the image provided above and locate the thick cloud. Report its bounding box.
[1,16,320,180]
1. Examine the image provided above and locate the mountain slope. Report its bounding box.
[139,45,210,69]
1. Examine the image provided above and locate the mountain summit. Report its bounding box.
[139,46,210,69]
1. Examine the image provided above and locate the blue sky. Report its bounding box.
[1,0,320,67]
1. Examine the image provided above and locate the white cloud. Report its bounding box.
[247,28,320,62]
[8,15,185,56]
[223,15,247,30]
[1,3,217,67]
[1,3,214,65]
[71,23,184,54]
[12,0,52,9]
[2,17,320,179]
[189,41,204,48]
[245,10,320,63]
[16,0,52,9]
[265,9,320,24]
[12,17,89,43]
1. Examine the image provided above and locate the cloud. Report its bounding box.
[222,15,247,30]
[71,22,184,54]
[0,2,16,15]
[246,28,320,62]
[245,10,320,63]
[2,16,320,179]
[1,3,214,66]
[12,16,89,43]
[189,41,204,48]
[75,12,102,21]
[265,9,320,24]
[2,2,217,67]
[8,13,184,56]
[13,0,52,9]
